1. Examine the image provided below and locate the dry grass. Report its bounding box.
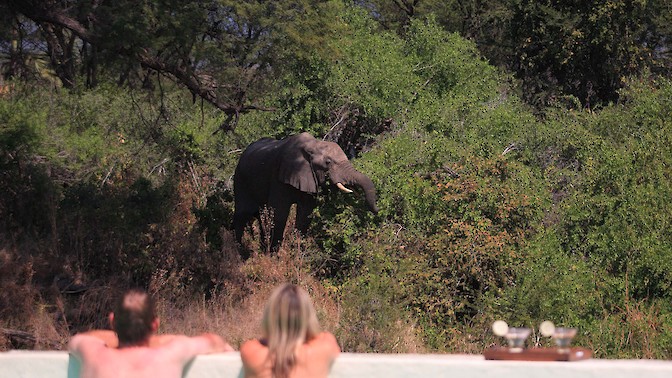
[0,169,346,352]
[0,246,70,350]
[149,229,342,349]
[0,177,423,354]
[0,235,346,351]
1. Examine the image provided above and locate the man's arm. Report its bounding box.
[164,333,235,363]
[198,333,235,353]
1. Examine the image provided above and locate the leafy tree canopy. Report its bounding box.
[1,0,344,130]
[359,0,672,109]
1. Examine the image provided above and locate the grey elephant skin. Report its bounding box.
[233,132,378,256]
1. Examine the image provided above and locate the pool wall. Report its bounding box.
[2,351,672,378]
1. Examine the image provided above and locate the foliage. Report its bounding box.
[491,77,672,357]
[560,77,672,301]
[332,10,420,124]
[491,231,604,330]
[2,4,672,360]
[403,17,505,131]
[360,0,672,109]
[1,0,345,126]
[335,227,424,353]
[266,8,421,146]
[398,157,540,345]
[0,94,56,236]
[193,183,235,253]
[315,126,542,349]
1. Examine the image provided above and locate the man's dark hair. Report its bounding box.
[113,289,157,346]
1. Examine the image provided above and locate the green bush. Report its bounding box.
[334,225,423,352]
[493,77,672,358]
[0,95,57,236]
[560,78,672,301]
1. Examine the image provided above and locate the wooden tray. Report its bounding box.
[483,347,592,361]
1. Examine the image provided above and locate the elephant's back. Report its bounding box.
[239,137,282,159]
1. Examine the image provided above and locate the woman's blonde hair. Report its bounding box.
[262,284,321,378]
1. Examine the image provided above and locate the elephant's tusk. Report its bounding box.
[336,182,354,193]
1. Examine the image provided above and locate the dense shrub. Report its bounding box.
[335,227,424,353]
[492,77,672,357]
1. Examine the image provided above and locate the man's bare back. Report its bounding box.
[70,332,232,378]
[69,289,234,378]
[240,332,340,378]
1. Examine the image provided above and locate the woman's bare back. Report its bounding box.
[240,332,340,378]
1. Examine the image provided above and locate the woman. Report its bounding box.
[240,284,340,378]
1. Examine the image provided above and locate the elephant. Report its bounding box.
[233,132,378,256]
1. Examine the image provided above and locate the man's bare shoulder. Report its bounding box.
[69,334,107,356]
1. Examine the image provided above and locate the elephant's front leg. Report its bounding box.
[267,192,293,252]
[295,195,317,235]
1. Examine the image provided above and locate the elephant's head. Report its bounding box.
[278,132,378,213]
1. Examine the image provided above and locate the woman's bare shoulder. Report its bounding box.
[313,332,338,343]
[307,332,340,356]
[240,338,271,377]
[240,339,267,360]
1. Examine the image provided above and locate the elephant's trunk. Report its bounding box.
[332,163,379,214]
[355,172,379,214]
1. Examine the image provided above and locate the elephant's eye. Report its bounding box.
[325,158,332,166]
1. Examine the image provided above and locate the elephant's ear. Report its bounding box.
[278,142,319,194]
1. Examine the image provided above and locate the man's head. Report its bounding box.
[110,289,158,347]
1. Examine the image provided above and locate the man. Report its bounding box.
[69,289,234,378]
